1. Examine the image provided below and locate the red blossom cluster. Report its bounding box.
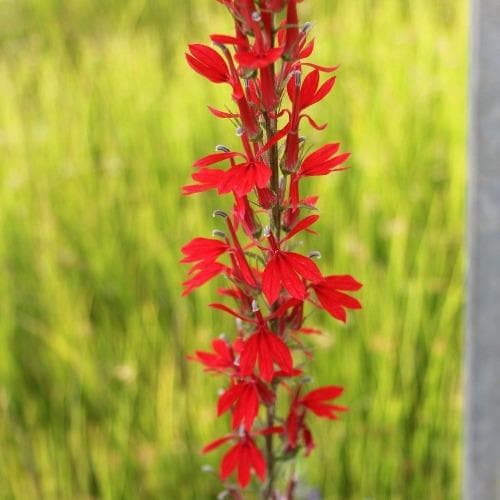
[182,0,362,496]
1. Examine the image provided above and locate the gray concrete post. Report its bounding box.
[465,0,500,499]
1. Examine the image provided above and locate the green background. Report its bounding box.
[0,0,466,498]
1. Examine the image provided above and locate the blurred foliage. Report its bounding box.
[0,0,466,498]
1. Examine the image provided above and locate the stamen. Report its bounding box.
[215,145,230,153]
[251,11,262,22]
[213,209,229,219]
[212,229,227,239]
[309,250,322,259]
[251,300,259,312]
[302,21,313,34]
[235,126,244,136]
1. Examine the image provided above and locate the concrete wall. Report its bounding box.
[465,0,500,498]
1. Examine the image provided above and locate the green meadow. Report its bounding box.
[0,0,466,498]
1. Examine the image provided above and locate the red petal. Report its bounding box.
[239,333,259,377]
[217,384,241,416]
[302,143,341,169]
[258,331,275,382]
[267,332,293,375]
[323,274,363,291]
[309,76,336,107]
[282,215,320,242]
[207,106,239,119]
[253,162,272,189]
[193,151,242,168]
[188,44,229,81]
[300,70,320,108]
[248,441,266,481]
[180,237,228,262]
[302,385,344,403]
[277,255,306,300]
[202,434,233,453]
[237,445,251,487]
[285,252,322,282]
[262,256,281,304]
[220,443,241,480]
[302,62,340,73]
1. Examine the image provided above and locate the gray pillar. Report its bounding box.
[466,0,500,499]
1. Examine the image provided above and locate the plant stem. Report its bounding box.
[263,11,280,499]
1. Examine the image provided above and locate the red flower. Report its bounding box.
[235,47,284,70]
[285,385,347,454]
[287,69,336,111]
[203,431,272,488]
[182,262,227,296]
[185,149,271,198]
[189,337,236,374]
[300,386,347,418]
[240,324,293,382]
[311,274,362,322]
[218,378,274,431]
[186,44,230,84]
[181,237,229,265]
[218,160,271,197]
[180,237,231,295]
[262,234,323,304]
[299,143,350,177]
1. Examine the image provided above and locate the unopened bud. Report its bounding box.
[309,250,322,259]
[215,145,230,153]
[212,229,227,239]
[252,300,259,312]
[213,209,228,219]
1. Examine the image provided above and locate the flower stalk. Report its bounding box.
[182,1,362,497]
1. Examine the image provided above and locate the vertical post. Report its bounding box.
[466,0,500,499]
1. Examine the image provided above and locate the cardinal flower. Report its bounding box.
[180,236,231,295]
[287,69,336,111]
[298,143,350,177]
[311,274,362,322]
[218,377,275,431]
[185,148,271,197]
[239,323,293,382]
[186,44,230,84]
[181,237,230,266]
[285,385,347,454]
[189,337,236,374]
[262,233,322,304]
[203,429,281,488]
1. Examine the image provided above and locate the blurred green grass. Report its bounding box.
[0,0,465,498]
